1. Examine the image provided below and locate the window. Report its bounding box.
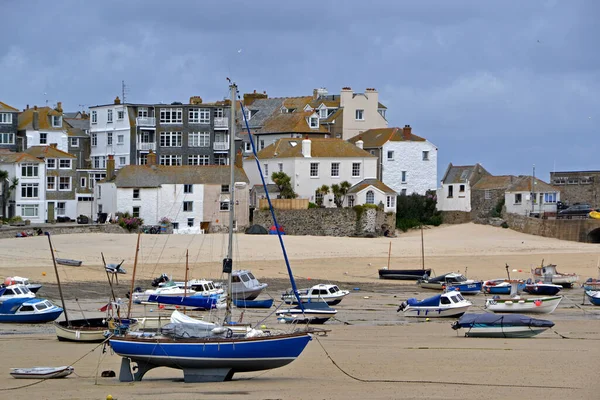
[544,193,557,203]
[59,177,71,191]
[40,132,47,144]
[319,108,327,118]
[21,163,39,177]
[52,116,62,127]
[98,204,103,213]
[92,156,106,169]
[119,156,126,166]
[366,190,375,204]
[46,159,56,169]
[0,112,13,124]
[355,109,364,120]
[315,190,323,205]
[70,137,79,147]
[159,155,182,166]
[581,176,593,185]
[160,108,183,124]
[220,200,230,211]
[91,111,97,124]
[98,186,101,199]
[348,195,355,207]
[244,142,252,152]
[183,201,193,212]
[59,159,71,169]
[133,189,140,199]
[187,218,194,227]
[264,163,269,178]
[47,176,56,190]
[278,163,283,172]
[132,206,140,218]
[459,184,465,192]
[80,177,87,188]
[138,108,148,118]
[107,132,113,145]
[199,108,210,124]
[188,108,199,123]
[107,109,113,123]
[352,163,361,178]
[331,162,340,177]
[422,151,430,161]
[387,151,394,160]
[0,132,14,144]
[221,184,230,193]
[117,110,124,120]
[401,171,407,183]
[160,131,182,147]
[188,132,210,147]
[21,204,38,217]
[515,193,522,204]
[484,190,491,200]
[310,162,319,177]
[309,117,319,128]
[567,177,579,185]
[214,154,228,165]
[56,202,66,215]
[448,185,454,198]
[188,155,209,165]
[214,108,224,118]
[378,109,386,118]
[21,183,39,198]
[386,195,396,208]
[401,189,407,195]
[91,133,97,146]
[259,140,265,150]
[117,135,124,144]
[172,222,179,230]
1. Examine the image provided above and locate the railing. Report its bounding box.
[137,142,156,151]
[214,117,229,129]
[136,117,156,127]
[213,142,229,151]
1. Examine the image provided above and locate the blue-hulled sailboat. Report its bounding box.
[109,83,313,383]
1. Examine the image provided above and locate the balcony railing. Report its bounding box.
[137,142,156,151]
[213,142,229,151]
[136,117,156,127]
[214,117,229,129]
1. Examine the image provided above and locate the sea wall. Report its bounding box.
[0,223,127,239]
[504,213,598,243]
[439,211,471,224]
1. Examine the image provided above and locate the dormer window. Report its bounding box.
[245,108,251,121]
[319,108,327,118]
[309,117,319,129]
[52,116,62,127]
[378,109,386,118]
[303,104,313,112]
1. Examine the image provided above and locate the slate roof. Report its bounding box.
[64,118,90,131]
[0,101,18,112]
[25,146,77,159]
[347,178,396,194]
[261,111,328,134]
[472,175,516,190]
[441,163,489,184]
[18,107,64,131]
[506,176,560,193]
[253,138,375,160]
[348,127,426,148]
[0,151,42,164]
[111,165,249,188]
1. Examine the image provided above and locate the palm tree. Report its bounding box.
[331,181,352,208]
[0,170,18,220]
[315,185,330,207]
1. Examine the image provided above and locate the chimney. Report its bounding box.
[189,96,203,105]
[302,136,311,158]
[55,102,63,113]
[49,143,58,149]
[106,154,115,180]
[235,149,243,168]
[147,149,157,166]
[340,87,353,107]
[313,89,319,100]
[114,96,121,105]
[33,110,39,130]
[26,104,29,110]
[403,124,412,139]
[356,136,364,150]
[243,91,268,106]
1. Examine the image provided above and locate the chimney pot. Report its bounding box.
[302,137,312,158]
[106,155,115,180]
[146,149,157,166]
[56,102,63,112]
[114,96,121,105]
[356,137,364,150]
[50,143,57,149]
[26,104,29,110]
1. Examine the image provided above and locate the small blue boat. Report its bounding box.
[523,281,562,296]
[482,279,526,295]
[233,298,274,309]
[0,298,63,323]
[148,294,221,310]
[447,281,482,295]
[585,290,600,306]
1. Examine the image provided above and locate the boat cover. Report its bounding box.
[160,322,226,339]
[455,313,554,328]
[407,294,441,307]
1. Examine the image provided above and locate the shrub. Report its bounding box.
[490,198,505,218]
[117,214,144,232]
[308,202,318,209]
[501,221,509,229]
[395,190,442,230]
[9,216,23,223]
[427,214,443,226]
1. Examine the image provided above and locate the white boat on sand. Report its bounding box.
[10,366,74,379]
[281,284,349,305]
[398,291,472,318]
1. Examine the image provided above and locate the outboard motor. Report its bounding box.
[152,273,169,287]
[397,301,408,312]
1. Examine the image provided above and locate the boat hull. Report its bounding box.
[233,299,274,308]
[0,309,63,323]
[523,284,562,296]
[10,366,74,379]
[403,304,471,318]
[585,291,600,306]
[55,258,82,267]
[54,318,137,342]
[462,326,551,338]
[485,296,562,314]
[447,282,482,295]
[148,294,220,310]
[378,269,432,280]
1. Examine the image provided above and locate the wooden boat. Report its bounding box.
[10,366,74,379]
[233,298,274,308]
[281,284,349,305]
[585,290,600,306]
[398,291,472,318]
[451,313,555,338]
[482,279,525,295]
[531,262,578,288]
[3,276,42,293]
[55,258,82,267]
[54,316,137,342]
[0,298,63,323]
[276,301,337,324]
[378,229,431,280]
[419,273,482,295]
[485,295,562,314]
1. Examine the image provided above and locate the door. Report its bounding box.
[47,202,55,222]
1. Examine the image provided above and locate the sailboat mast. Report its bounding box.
[126,232,141,320]
[387,242,391,269]
[223,82,237,324]
[421,225,425,270]
[45,233,69,325]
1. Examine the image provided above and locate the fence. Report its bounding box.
[258,198,309,210]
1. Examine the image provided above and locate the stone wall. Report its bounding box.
[504,213,592,242]
[471,188,504,222]
[0,223,127,239]
[252,208,396,237]
[550,171,600,208]
[439,210,471,224]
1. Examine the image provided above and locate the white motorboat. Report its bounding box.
[228,270,268,300]
[397,291,472,318]
[485,295,562,314]
[0,284,36,300]
[133,282,195,304]
[276,302,338,324]
[531,263,579,288]
[4,276,42,293]
[10,366,74,379]
[281,284,349,305]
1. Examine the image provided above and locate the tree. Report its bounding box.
[0,170,18,219]
[315,185,330,207]
[331,181,351,208]
[271,172,297,199]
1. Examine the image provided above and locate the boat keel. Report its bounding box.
[118,357,234,382]
[118,357,158,382]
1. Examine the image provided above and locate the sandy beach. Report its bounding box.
[1,223,599,399]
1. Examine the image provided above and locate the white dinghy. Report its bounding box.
[10,366,74,379]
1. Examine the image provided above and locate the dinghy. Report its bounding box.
[451,313,555,338]
[482,279,525,295]
[585,290,600,306]
[233,298,274,308]
[419,272,482,295]
[397,291,472,318]
[10,366,74,379]
[55,258,83,267]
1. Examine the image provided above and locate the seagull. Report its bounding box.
[237,49,242,53]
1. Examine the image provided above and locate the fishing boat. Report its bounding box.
[276,301,337,324]
[108,82,313,383]
[378,227,432,280]
[397,291,472,318]
[485,294,562,314]
[523,280,562,296]
[585,290,600,306]
[0,298,63,323]
[451,313,555,338]
[148,293,222,310]
[233,298,274,309]
[0,284,36,299]
[4,276,42,293]
[281,284,349,305]
[531,262,578,288]
[55,258,83,267]
[10,366,74,379]
[583,263,600,291]
[227,270,268,300]
[482,279,525,295]
[419,272,482,295]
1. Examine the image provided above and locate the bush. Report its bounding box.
[427,214,443,226]
[117,212,144,232]
[397,218,421,232]
[490,198,505,218]
[395,190,442,230]
[501,221,509,229]
[308,202,318,209]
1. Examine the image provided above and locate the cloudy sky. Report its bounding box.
[1,1,598,181]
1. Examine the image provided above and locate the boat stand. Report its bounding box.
[119,358,157,382]
[119,357,234,382]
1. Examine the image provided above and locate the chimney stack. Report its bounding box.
[114,96,121,105]
[106,154,115,180]
[33,110,39,130]
[301,136,311,158]
[235,149,243,168]
[356,136,364,150]
[147,149,157,166]
[189,96,203,105]
[49,143,58,149]
[243,91,268,106]
[403,124,412,139]
[55,102,63,112]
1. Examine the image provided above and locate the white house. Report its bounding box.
[243,137,382,207]
[348,125,437,195]
[0,150,46,223]
[505,175,561,216]
[345,179,397,212]
[18,104,68,152]
[96,153,250,231]
[436,163,490,212]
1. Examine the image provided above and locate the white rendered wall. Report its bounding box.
[382,140,437,195]
[436,183,472,212]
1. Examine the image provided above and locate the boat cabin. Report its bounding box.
[428,273,468,284]
[0,284,35,299]
[232,270,263,289]
[0,298,54,314]
[303,284,343,296]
